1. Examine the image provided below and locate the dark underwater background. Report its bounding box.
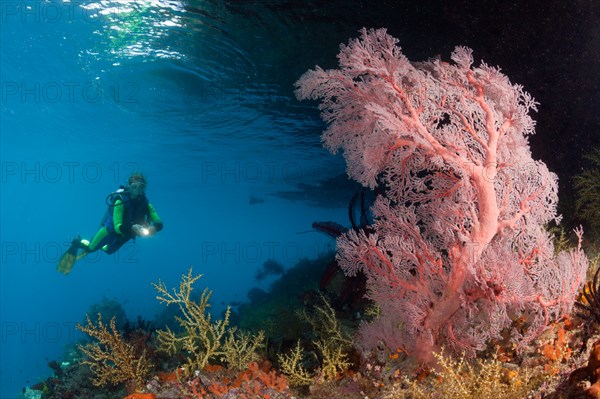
[0,0,598,397]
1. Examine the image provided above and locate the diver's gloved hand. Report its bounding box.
[132,224,150,237]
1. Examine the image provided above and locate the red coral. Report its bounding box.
[207,381,229,397]
[123,393,156,399]
[177,361,289,399]
[157,370,179,383]
[569,339,600,398]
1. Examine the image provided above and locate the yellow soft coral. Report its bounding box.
[77,313,151,391]
[383,350,541,399]
[277,341,313,387]
[153,267,264,377]
[153,268,230,376]
[221,329,266,371]
[302,293,352,381]
[278,294,353,386]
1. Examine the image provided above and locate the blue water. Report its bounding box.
[1,1,597,397]
[0,1,350,396]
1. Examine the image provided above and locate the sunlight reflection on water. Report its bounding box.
[79,0,187,60]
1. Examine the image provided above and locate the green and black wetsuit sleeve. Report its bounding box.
[112,199,129,236]
[148,203,163,231]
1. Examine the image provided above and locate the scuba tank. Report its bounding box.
[105,185,128,206]
[99,185,128,226]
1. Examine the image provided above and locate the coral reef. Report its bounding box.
[152,268,232,376]
[382,350,540,399]
[296,27,588,365]
[278,341,314,387]
[278,294,354,387]
[188,361,290,398]
[575,266,600,352]
[233,254,334,352]
[299,293,353,382]
[24,250,599,399]
[152,267,266,378]
[568,339,600,398]
[221,329,266,371]
[77,314,152,393]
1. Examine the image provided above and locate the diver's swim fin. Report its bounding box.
[57,236,81,275]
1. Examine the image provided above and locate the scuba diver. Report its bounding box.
[57,173,163,274]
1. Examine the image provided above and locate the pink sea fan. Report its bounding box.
[296,28,587,364]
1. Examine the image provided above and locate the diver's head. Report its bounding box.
[128,173,147,199]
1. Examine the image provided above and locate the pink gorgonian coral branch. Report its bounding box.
[296,28,587,364]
